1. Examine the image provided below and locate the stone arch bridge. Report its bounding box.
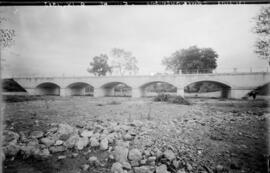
[13,72,270,99]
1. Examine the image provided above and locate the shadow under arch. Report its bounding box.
[140,81,177,97]
[184,80,231,98]
[66,82,94,96]
[36,82,60,96]
[249,82,270,100]
[101,81,132,97]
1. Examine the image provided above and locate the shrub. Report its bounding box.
[107,100,121,105]
[3,95,46,103]
[153,94,190,105]
[153,93,170,102]
[167,95,190,105]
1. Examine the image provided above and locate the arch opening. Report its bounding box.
[251,82,270,99]
[36,82,60,96]
[66,82,94,96]
[184,81,231,98]
[101,82,131,97]
[141,81,177,97]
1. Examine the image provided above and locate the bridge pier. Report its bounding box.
[93,88,105,97]
[25,88,36,95]
[60,88,68,96]
[177,87,185,97]
[132,88,143,98]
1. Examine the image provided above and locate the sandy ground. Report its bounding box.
[3,96,270,173]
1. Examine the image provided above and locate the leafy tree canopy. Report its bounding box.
[110,48,139,75]
[0,18,15,48]
[162,46,218,74]
[253,6,270,65]
[87,54,112,76]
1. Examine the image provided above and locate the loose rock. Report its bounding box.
[76,137,89,150]
[72,153,79,158]
[123,133,133,141]
[3,130,19,146]
[58,155,66,160]
[57,124,74,135]
[100,138,109,150]
[177,169,187,173]
[3,144,20,156]
[134,166,152,173]
[122,162,131,170]
[90,137,100,147]
[65,134,80,148]
[111,162,124,173]
[40,138,55,147]
[81,130,93,137]
[49,146,66,153]
[163,149,176,161]
[128,149,142,161]
[81,164,90,171]
[156,164,169,173]
[55,140,63,146]
[114,146,129,163]
[30,131,44,139]
[35,148,50,159]
[89,156,99,166]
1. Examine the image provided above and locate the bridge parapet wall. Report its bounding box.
[12,72,270,99]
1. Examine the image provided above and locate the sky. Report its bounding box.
[0,4,269,77]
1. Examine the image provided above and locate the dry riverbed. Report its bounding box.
[2,96,269,173]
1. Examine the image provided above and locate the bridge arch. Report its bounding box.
[100,82,132,97]
[66,82,94,96]
[36,82,61,96]
[138,81,177,97]
[250,82,270,99]
[184,80,232,98]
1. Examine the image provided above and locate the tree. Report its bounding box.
[87,54,112,76]
[162,46,218,74]
[0,17,16,73]
[0,17,15,173]
[0,17,15,48]
[253,6,270,65]
[110,48,139,75]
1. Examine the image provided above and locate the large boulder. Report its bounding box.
[57,123,75,136]
[163,149,176,161]
[30,131,44,139]
[156,164,169,173]
[80,130,93,138]
[113,146,129,163]
[115,140,130,148]
[90,137,99,147]
[122,162,131,170]
[65,134,80,148]
[106,133,117,143]
[3,130,19,146]
[111,162,124,173]
[3,144,20,156]
[40,138,55,147]
[128,149,142,161]
[20,145,40,158]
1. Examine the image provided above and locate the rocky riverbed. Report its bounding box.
[3,96,269,173]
